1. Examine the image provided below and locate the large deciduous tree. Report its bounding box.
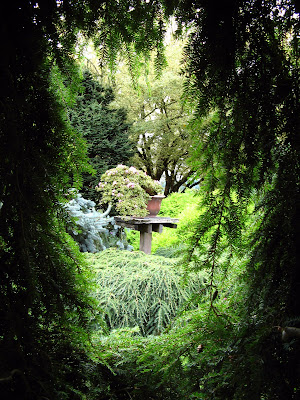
[112,40,199,196]
[69,70,134,202]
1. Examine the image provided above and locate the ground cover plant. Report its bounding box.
[86,249,207,336]
[89,241,250,399]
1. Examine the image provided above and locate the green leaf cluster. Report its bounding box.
[96,164,163,216]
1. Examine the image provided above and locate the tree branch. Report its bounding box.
[277,326,300,342]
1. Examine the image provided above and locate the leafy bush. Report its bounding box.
[86,249,207,335]
[95,164,163,216]
[158,189,199,218]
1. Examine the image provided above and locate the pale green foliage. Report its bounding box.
[90,253,249,399]
[86,249,207,335]
[126,190,202,253]
[110,39,198,195]
[154,189,203,250]
[152,202,201,254]
[95,164,162,216]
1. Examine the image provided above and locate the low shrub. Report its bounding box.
[86,249,207,335]
[64,191,132,252]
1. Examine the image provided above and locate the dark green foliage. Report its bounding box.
[93,327,188,400]
[0,1,173,397]
[0,1,114,398]
[69,70,134,201]
[177,1,300,398]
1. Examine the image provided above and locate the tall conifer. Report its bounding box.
[69,70,133,201]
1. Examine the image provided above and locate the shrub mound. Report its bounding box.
[87,249,207,335]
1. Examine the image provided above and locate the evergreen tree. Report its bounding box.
[0,1,167,397]
[0,3,99,399]
[69,71,134,201]
[177,1,300,398]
